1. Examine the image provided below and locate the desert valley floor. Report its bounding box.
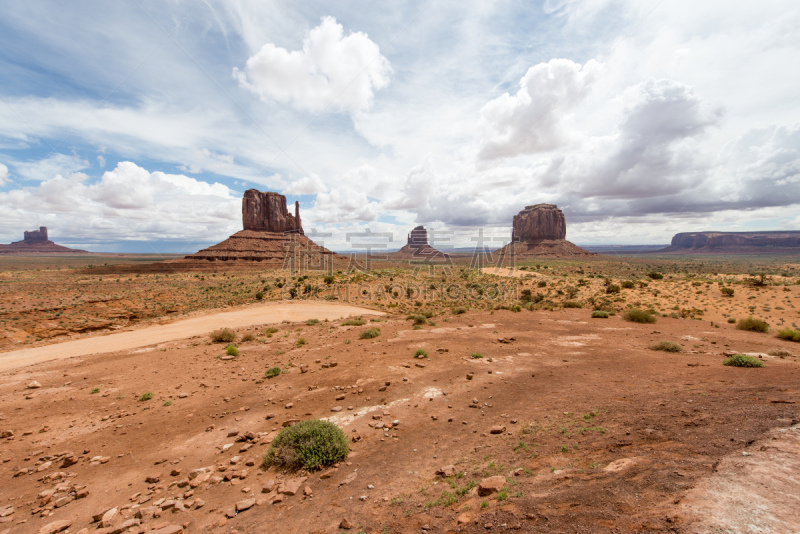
[0,255,799,534]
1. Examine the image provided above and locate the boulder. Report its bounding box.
[512,204,566,242]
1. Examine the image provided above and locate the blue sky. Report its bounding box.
[0,0,798,252]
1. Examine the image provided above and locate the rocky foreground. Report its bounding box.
[1,307,799,533]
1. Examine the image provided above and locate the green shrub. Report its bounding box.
[623,308,656,323]
[305,318,319,325]
[241,332,255,342]
[736,316,769,333]
[727,317,736,324]
[90,387,100,394]
[720,287,734,297]
[296,337,306,347]
[264,327,279,336]
[420,310,435,318]
[563,301,582,308]
[225,344,240,356]
[452,306,467,315]
[265,367,281,378]
[648,341,682,352]
[621,280,635,289]
[647,272,664,280]
[255,291,264,300]
[510,304,522,312]
[210,328,236,343]
[606,284,621,294]
[471,352,484,359]
[591,310,609,319]
[324,275,335,285]
[723,354,765,368]
[777,328,800,342]
[360,327,381,339]
[341,317,366,326]
[537,280,547,288]
[138,392,153,402]
[263,419,349,470]
[414,348,429,358]
[163,401,172,407]
[408,314,427,325]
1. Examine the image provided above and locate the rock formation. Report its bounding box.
[0,227,88,254]
[512,204,566,242]
[388,225,451,262]
[242,190,303,234]
[184,189,338,268]
[660,231,800,254]
[498,204,594,258]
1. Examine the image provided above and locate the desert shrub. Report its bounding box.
[452,306,467,315]
[606,284,621,294]
[265,367,281,378]
[723,354,765,368]
[138,392,153,402]
[563,301,582,308]
[341,317,366,326]
[537,281,547,288]
[408,314,427,325]
[623,308,656,324]
[360,327,381,339]
[767,347,793,357]
[241,332,255,342]
[210,328,236,343]
[324,275,335,285]
[296,337,306,347]
[421,310,436,318]
[510,304,522,312]
[255,291,264,300]
[263,419,349,470]
[591,310,609,319]
[727,317,736,324]
[777,328,800,342]
[736,316,769,333]
[414,348,429,358]
[225,344,240,356]
[647,272,664,280]
[621,280,635,289]
[305,318,319,325]
[648,341,682,352]
[471,352,484,359]
[720,287,735,297]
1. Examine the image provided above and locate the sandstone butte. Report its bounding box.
[184,190,339,267]
[499,204,594,258]
[387,225,451,262]
[0,226,88,254]
[659,230,800,254]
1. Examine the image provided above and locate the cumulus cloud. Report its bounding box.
[283,174,328,195]
[234,16,391,115]
[311,185,380,223]
[0,163,8,186]
[477,58,600,160]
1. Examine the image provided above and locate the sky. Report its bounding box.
[0,0,798,253]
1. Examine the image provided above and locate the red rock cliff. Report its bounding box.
[242,190,303,234]
[512,204,566,242]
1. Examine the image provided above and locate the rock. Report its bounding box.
[235,498,255,512]
[38,520,72,534]
[242,189,303,234]
[662,230,800,253]
[339,518,353,530]
[261,480,276,493]
[512,204,566,242]
[27,381,42,389]
[0,430,13,438]
[457,513,472,525]
[490,425,507,434]
[436,465,457,477]
[145,474,160,483]
[0,506,13,517]
[478,476,506,496]
[0,226,88,254]
[150,525,183,534]
[100,507,119,527]
[278,476,307,496]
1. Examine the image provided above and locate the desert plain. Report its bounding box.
[0,253,799,534]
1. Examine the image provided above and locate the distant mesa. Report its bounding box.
[499,204,594,257]
[660,231,800,254]
[388,225,450,260]
[185,189,338,266]
[0,226,88,254]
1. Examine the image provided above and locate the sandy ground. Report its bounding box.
[0,301,384,373]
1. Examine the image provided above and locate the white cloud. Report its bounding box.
[233,16,391,115]
[312,185,380,223]
[283,174,328,195]
[477,58,600,160]
[0,163,8,186]
[12,153,89,182]
[97,155,106,168]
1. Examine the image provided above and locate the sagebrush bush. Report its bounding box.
[623,308,656,323]
[720,287,735,297]
[225,344,240,356]
[510,304,522,312]
[621,281,636,289]
[138,392,153,401]
[421,310,435,318]
[264,419,349,470]
[341,317,366,326]
[563,301,582,308]
[736,316,769,333]
[471,352,484,359]
[591,310,609,319]
[606,284,621,294]
[452,307,467,315]
[727,317,736,324]
[360,327,381,339]
[408,314,427,325]
[648,341,682,352]
[265,367,281,378]
[776,328,800,342]
[241,333,255,342]
[723,354,765,368]
[414,348,428,358]
[210,328,236,343]
[648,272,664,280]
[767,347,793,357]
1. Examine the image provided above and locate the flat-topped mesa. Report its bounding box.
[24,226,48,243]
[407,225,428,249]
[512,204,566,242]
[242,190,303,234]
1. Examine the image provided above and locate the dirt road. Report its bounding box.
[0,300,383,372]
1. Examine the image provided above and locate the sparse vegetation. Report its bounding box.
[736,316,769,333]
[471,352,484,359]
[723,354,765,368]
[90,387,100,394]
[265,367,282,378]
[360,327,381,339]
[414,348,429,358]
[225,343,240,356]
[209,328,236,343]
[263,419,349,470]
[296,337,306,347]
[648,341,682,352]
[138,392,154,401]
[648,272,664,280]
[341,317,366,326]
[622,308,656,323]
[720,286,735,296]
[591,310,609,319]
[776,328,800,342]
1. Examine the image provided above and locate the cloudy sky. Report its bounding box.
[1,0,798,252]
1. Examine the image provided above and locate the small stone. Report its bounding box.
[339,518,353,530]
[28,381,42,389]
[145,474,160,483]
[478,476,506,496]
[490,426,506,434]
[235,498,255,512]
[38,520,72,534]
[436,465,456,477]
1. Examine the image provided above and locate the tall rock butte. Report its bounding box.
[388,225,450,261]
[0,226,88,254]
[499,204,594,257]
[185,189,338,268]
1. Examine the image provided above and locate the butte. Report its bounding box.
[0,227,88,254]
[387,225,450,261]
[498,204,594,258]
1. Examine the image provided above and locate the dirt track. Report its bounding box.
[0,301,384,372]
